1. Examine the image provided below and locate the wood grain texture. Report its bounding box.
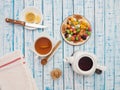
[63,0,74,90]
[2,0,14,54]
[73,0,84,90]
[24,0,35,77]
[14,0,24,53]
[114,0,120,90]
[34,0,43,90]
[53,0,63,90]
[43,0,54,90]
[104,0,115,89]
[0,0,120,90]
[0,0,4,57]
[84,0,95,90]
[94,0,105,90]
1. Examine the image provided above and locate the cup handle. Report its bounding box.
[95,65,106,74]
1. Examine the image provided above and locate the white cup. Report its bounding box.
[75,53,105,75]
[30,33,53,57]
[64,51,106,76]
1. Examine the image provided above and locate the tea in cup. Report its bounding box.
[33,33,53,57]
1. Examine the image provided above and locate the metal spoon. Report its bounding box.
[41,40,61,65]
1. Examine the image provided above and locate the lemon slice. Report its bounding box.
[35,15,41,24]
[25,12,35,23]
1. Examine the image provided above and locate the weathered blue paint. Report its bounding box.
[74,0,84,90]
[0,0,120,90]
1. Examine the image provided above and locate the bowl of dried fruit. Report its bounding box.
[61,14,92,45]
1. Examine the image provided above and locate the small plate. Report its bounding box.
[61,14,92,46]
[19,6,43,30]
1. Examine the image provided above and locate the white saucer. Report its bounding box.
[30,32,60,61]
[19,6,43,30]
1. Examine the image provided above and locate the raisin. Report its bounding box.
[65,33,69,38]
[81,35,86,40]
[67,21,69,24]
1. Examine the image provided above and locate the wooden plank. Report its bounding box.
[74,0,84,16]
[73,0,84,90]
[34,0,43,90]
[94,0,105,90]
[14,0,24,53]
[114,0,120,89]
[2,0,14,54]
[0,0,4,57]
[63,0,74,90]
[104,0,115,89]
[84,0,95,90]
[0,1,120,90]
[24,0,34,76]
[53,0,63,90]
[43,0,54,90]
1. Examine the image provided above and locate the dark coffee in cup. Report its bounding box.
[78,57,93,71]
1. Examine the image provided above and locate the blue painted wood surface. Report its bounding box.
[0,0,120,90]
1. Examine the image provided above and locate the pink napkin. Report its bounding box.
[0,51,38,90]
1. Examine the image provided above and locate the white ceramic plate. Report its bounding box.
[61,14,92,46]
[19,6,43,30]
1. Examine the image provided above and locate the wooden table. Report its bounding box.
[0,0,120,90]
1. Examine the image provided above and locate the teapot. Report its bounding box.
[64,51,106,76]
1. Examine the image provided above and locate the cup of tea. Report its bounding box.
[64,51,106,76]
[32,33,53,57]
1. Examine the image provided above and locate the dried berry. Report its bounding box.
[65,33,69,38]
[81,35,87,40]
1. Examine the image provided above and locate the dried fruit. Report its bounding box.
[71,36,75,41]
[81,35,87,40]
[61,14,92,44]
[65,33,69,38]
[66,29,70,34]
[75,36,79,41]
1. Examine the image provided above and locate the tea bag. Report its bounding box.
[0,51,38,90]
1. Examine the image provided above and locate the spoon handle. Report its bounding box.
[45,40,61,61]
